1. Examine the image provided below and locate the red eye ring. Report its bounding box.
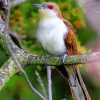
[47,5,53,9]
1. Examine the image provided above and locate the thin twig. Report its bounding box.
[10,0,27,7]
[0,16,5,32]
[85,2,100,14]
[35,71,48,99]
[1,0,46,99]
[86,2,100,6]
[93,9,100,14]
[47,65,52,100]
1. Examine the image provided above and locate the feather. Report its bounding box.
[56,19,91,100]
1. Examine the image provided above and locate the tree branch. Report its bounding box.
[0,58,18,90]
[0,50,100,90]
[27,52,100,66]
[10,0,27,8]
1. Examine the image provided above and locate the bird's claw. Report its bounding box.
[60,53,68,63]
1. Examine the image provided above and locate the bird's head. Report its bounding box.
[33,2,62,18]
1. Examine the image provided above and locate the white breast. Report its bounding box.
[36,18,68,55]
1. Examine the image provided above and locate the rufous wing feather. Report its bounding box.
[57,19,91,100]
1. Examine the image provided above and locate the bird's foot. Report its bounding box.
[60,53,68,64]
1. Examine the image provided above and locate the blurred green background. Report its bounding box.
[0,0,100,100]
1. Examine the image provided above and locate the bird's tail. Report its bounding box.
[56,65,91,100]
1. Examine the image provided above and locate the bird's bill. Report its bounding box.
[33,4,43,8]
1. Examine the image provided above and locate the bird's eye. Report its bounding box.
[47,5,53,9]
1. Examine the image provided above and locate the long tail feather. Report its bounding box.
[56,65,91,100]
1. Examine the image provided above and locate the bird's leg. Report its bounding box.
[60,53,68,64]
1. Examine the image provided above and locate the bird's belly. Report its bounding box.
[36,18,68,55]
[37,30,67,55]
[43,35,66,55]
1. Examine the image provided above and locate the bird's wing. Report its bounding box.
[61,19,91,100]
[63,19,76,34]
[63,19,77,55]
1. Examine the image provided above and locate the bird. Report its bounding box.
[33,2,91,100]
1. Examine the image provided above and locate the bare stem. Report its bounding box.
[86,2,100,6]
[84,2,100,14]
[35,71,47,99]
[10,0,27,7]
[47,65,52,100]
